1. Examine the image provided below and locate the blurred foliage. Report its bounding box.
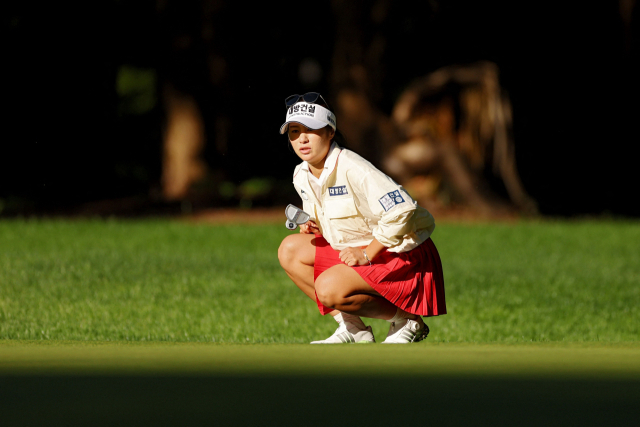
[215,178,281,209]
[218,182,236,199]
[237,178,275,209]
[238,178,274,200]
[116,65,157,116]
[2,0,638,216]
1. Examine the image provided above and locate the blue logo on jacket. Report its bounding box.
[328,186,348,196]
[379,190,405,211]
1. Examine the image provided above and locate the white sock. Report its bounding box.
[387,307,416,323]
[333,312,366,331]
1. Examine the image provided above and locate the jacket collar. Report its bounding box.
[296,143,342,205]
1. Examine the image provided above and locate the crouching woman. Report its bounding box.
[277,93,446,344]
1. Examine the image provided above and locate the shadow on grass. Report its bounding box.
[1,374,638,426]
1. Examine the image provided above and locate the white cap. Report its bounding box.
[279,102,337,134]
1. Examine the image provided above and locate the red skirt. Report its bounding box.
[313,235,447,317]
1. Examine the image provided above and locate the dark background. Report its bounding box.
[3,0,638,217]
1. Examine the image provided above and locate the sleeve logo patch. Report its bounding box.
[379,191,405,211]
[328,185,348,196]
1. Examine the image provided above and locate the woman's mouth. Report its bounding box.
[299,147,311,155]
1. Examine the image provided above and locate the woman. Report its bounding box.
[277,92,446,344]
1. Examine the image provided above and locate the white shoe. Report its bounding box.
[381,317,429,344]
[310,323,375,344]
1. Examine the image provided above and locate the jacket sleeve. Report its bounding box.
[351,168,417,248]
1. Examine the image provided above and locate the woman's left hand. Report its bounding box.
[339,247,368,267]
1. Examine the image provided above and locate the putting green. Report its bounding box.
[2,341,639,426]
[2,340,639,378]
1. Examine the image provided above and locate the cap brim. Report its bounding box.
[279,117,330,134]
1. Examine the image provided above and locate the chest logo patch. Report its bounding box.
[379,190,405,211]
[328,185,348,196]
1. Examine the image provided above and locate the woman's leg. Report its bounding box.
[278,234,340,318]
[280,236,415,343]
[314,264,399,320]
[315,265,428,344]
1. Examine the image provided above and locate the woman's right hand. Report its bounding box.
[300,220,320,235]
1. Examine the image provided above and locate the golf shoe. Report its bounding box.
[310,322,375,344]
[381,316,429,344]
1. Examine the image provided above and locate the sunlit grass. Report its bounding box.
[0,218,638,343]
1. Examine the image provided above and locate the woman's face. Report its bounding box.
[288,123,335,167]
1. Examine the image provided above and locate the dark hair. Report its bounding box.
[326,126,348,148]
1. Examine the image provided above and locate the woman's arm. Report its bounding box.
[350,168,417,249]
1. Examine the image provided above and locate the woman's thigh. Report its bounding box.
[278,233,317,266]
[316,264,383,298]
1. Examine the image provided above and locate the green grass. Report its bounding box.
[1,218,639,426]
[1,219,639,343]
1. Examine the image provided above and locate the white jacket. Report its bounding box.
[292,143,435,252]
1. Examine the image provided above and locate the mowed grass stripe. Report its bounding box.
[0,219,639,343]
[2,341,640,378]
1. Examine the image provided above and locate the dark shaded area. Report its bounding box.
[1,374,639,426]
[3,1,638,217]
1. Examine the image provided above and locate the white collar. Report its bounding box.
[308,169,328,186]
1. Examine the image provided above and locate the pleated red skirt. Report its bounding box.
[313,235,447,317]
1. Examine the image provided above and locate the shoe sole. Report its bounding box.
[413,324,430,343]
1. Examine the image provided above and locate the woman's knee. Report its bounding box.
[315,274,342,309]
[278,234,313,268]
[278,235,297,265]
[279,234,317,268]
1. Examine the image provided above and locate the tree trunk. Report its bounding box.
[329,0,398,165]
[161,84,207,201]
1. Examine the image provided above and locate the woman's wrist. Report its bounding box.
[362,249,372,265]
[363,239,386,262]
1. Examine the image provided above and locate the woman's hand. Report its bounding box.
[339,247,368,267]
[300,220,320,234]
